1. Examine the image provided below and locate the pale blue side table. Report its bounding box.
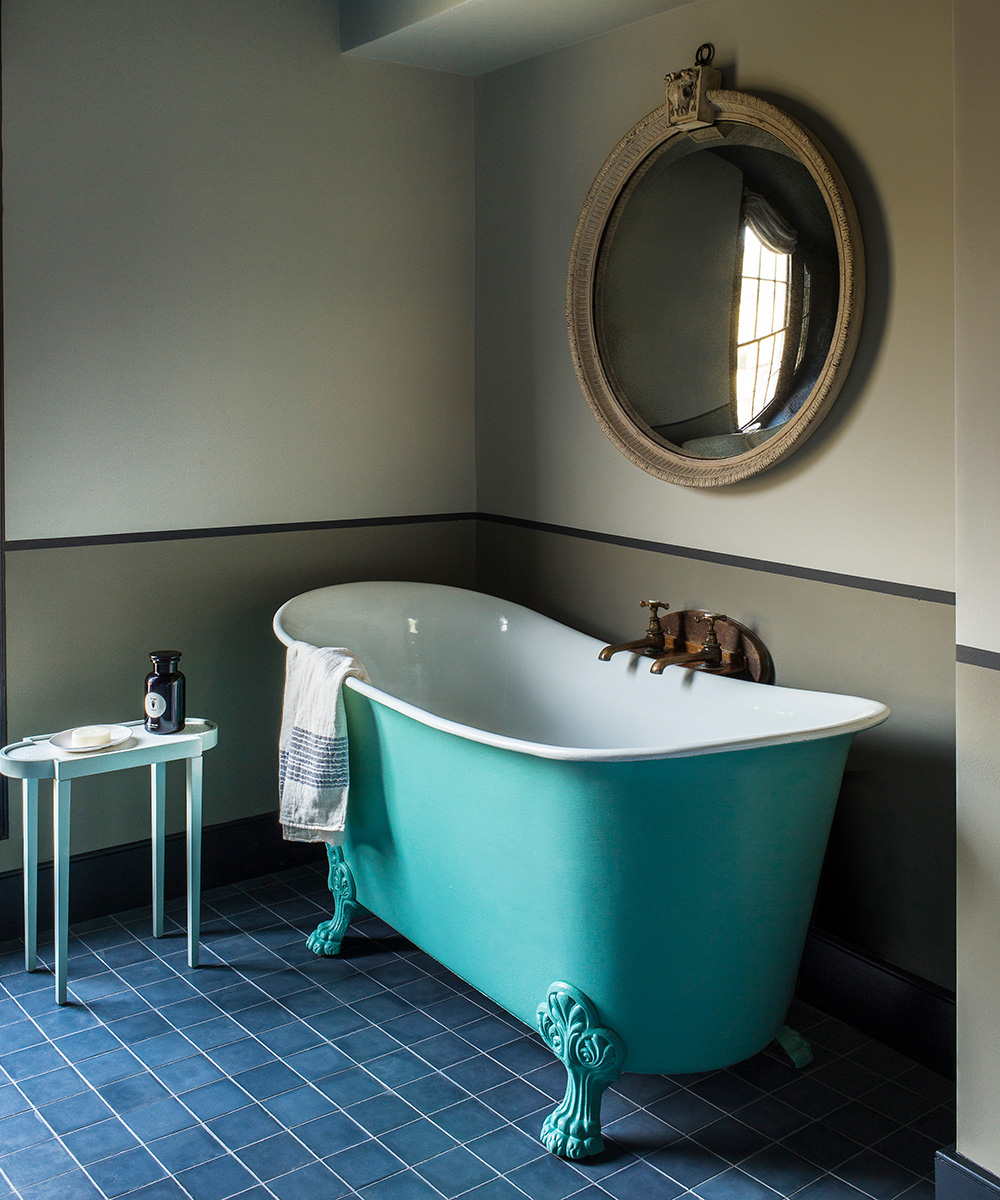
[1,719,218,1004]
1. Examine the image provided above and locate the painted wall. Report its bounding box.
[954,0,1000,1176]
[3,0,475,540]
[474,0,957,991]
[0,0,475,881]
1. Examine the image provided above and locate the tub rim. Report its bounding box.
[339,674,887,762]
[274,584,889,763]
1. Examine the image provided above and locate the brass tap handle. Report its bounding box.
[701,613,726,648]
[639,600,669,635]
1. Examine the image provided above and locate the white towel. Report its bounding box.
[279,640,370,844]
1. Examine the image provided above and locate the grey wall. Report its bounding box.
[473,0,957,993]
[0,0,476,880]
[3,0,475,541]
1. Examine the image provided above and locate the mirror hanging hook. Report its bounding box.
[664,45,722,128]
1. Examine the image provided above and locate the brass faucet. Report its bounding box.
[598,600,671,661]
[649,613,725,675]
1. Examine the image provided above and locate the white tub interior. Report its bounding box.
[274,581,888,761]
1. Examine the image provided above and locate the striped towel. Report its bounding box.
[279,641,370,844]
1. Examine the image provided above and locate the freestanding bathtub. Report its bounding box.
[273,581,888,1159]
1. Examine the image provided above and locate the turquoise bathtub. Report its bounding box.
[274,581,888,1158]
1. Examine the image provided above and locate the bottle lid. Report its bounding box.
[149,650,182,662]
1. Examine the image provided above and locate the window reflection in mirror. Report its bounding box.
[736,224,790,427]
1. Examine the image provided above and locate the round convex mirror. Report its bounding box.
[568,84,863,486]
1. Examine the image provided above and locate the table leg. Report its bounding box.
[186,755,202,968]
[53,780,71,1005]
[150,763,166,938]
[22,780,38,972]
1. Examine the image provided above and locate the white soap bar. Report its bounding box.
[70,725,112,748]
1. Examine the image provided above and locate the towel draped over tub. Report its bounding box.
[279,641,370,844]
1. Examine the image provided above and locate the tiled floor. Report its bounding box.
[0,861,953,1200]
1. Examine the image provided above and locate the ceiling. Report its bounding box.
[338,0,699,76]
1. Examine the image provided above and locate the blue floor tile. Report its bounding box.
[397,1070,470,1114]
[506,1151,593,1200]
[380,1117,459,1165]
[1,1136,79,1190]
[2,1043,65,1080]
[416,1143,499,1195]
[206,1037,277,1075]
[178,1078,252,1121]
[267,1159,352,1199]
[431,1097,507,1141]
[293,1109,369,1157]
[693,1166,783,1199]
[206,1102,284,1148]
[174,1152,258,1200]
[0,1084,31,1118]
[86,1146,168,1197]
[467,1123,545,1172]
[130,1032,196,1068]
[121,1097,199,1141]
[98,1071,171,1113]
[281,1042,352,1081]
[17,1065,87,1106]
[325,1137,406,1187]
[148,1124,226,1172]
[260,1083,337,1127]
[38,1088,114,1134]
[52,1026,123,1062]
[0,864,954,1200]
[236,1131,316,1180]
[315,1064,388,1107]
[61,1117,141,1163]
[349,1090,422,1136]
[228,1059,301,1100]
[365,1048,434,1088]
[358,1167,444,1200]
[602,1160,689,1199]
[18,1168,104,1199]
[462,1178,529,1200]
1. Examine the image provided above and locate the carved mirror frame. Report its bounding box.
[567,73,864,487]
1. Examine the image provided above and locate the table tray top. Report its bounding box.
[0,720,217,780]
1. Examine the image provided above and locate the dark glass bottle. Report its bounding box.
[144,651,185,735]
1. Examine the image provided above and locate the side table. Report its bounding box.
[0,719,218,1004]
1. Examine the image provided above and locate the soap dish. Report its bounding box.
[50,726,132,753]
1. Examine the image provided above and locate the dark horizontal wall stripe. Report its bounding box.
[4,510,956,611]
[5,511,955,609]
[479,513,957,606]
[957,644,1000,670]
[3,511,478,552]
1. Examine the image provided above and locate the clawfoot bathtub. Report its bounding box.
[274,582,888,1159]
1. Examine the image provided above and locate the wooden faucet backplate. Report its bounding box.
[657,610,775,684]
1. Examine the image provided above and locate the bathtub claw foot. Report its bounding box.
[775,1024,814,1068]
[536,982,625,1159]
[307,844,357,957]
